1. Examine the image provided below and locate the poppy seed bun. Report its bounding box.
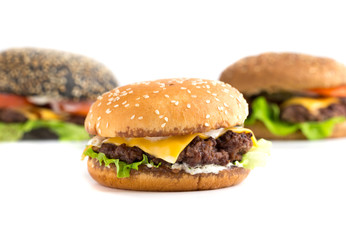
[247,121,346,140]
[87,158,250,191]
[0,48,118,101]
[85,78,249,138]
[220,52,346,96]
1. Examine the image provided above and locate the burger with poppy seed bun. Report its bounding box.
[82,78,271,191]
[0,48,118,141]
[220,52,346,140]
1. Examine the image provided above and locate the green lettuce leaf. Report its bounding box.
[0,122,24,141]
[238,139,271,170]
[83,147,161,178]
[0,120,89,141]
[245,96,346,140]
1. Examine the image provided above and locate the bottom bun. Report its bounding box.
[87,158,250,191]
[247,120,346,140]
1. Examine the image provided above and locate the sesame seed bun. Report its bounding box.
[87,158,250,191]
[0,48,118,101]
[85,78,248,138]
[247,120,346,140]
[220,52,346,96]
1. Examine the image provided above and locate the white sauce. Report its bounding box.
[171,162,235,175]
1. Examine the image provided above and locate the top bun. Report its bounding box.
[0,48,118,101]
[220,52,346,96]
[85,78,248,138]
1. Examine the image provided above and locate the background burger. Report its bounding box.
[0,48,118,141]
[220,53,346,140]
[82,78,271,191]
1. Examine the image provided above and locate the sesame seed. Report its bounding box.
[135,104,140,107]
[138,116,143,120]
[97,96,103,100]
[96,122,100,128]
[191,95,197,98]
[206,100,210,103]
[218,106,224,111]
[136,97,141,100]
[143,95,149,99]
[164,94,170,98]
[205,123,210,127]
[224,103,229,107]
[114,104,119,108]
[225,110,228,115]
[155,110,160,115]
[106,122,109,128]
[207,90,211,93]
[159,115,164,119]
[122,101,127,105]
[88,122,91,127]
[187,89,191,94]
[187,104,191,109]
[153,90,159,93]
[171,100,176,103]
[97,102,102,107]
[215,98,220,102]
[106,109,112,114]
[161,123,166,128]
[206,114,210,119]
[196,86,201,89]
[126,88,131,91]
[206,85,210,89]
[128,90,133,94]
[164,117,168,122]
[212,93,217,96]
[125,104,130,107]
[97,116,101,121]
[181,87,187,90]
[131,115,135,120]
[223,88,230,93]
[107,102,112,105]
[175,101,179,106]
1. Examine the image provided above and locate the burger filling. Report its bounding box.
[83,128,271,177]
[245,86,346,139]
[0,93,90,141]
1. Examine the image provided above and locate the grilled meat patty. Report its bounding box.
[93,131,253,167]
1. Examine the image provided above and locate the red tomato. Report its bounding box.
[59,101,93,116]
[0,93,30,108]
[309,85,346,97]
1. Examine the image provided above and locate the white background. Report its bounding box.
[1,1,346,239]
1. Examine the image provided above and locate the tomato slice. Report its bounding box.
[59,101,93,116]
[309,85,346,97]
[0,93,31,108]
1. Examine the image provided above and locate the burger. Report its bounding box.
[0,48,118,141]
[220,53,346,140]
[82,78,271,191]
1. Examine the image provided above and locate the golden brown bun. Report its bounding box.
[247,121,346,140]
[220,52,346,96]
[85,78,248,138]
[87,158,250,191]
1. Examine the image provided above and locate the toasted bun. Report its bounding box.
[87,158,250,191]
[85,78,248,138]
[247,120,346,140]
[0,48,118,101]
[220,52,346,96]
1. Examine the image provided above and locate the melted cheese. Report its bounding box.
[282,97,339,114]
[104,127,256,164]
[15,107,61,120]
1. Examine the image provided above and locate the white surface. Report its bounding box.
[0,139,345,240]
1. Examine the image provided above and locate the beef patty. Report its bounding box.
[93,131,253,167]
[281,98,346,123]
[0,108,28,123]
